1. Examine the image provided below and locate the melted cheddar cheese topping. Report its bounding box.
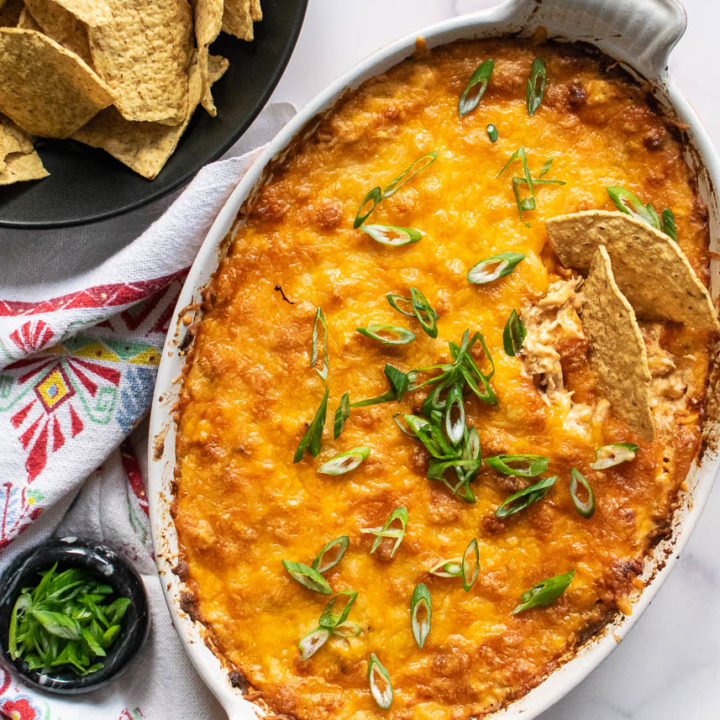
[174,39,711,719]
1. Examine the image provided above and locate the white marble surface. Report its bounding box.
[268,2,720,719]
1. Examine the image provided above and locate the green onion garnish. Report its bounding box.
[513,570,575,614]
[486,453,549,477]
[386,293,415,317]
[444,383,466,445]
[293,386,329,463]
[351,364,412,408]
[333,392,350,439]
[333,621,362,637]
[357,324,416,345]
[368,653,393,709]
[458,59,494,117]
[662,208,677,241]
[569,468,595,518]
[310,307,328,380]
[606,186,661,229]
[467,252,525,285]
[461,538,480,591]
[361,224,423,247]
[361,506,408,557]
[526,58,546,116]
[495,475,557,518]
[354,187,382,228]
[590,442,639,470]
[317,446,370,475]
[383,152,438,198]
[410,583,432,648]
[404,414,456,459]
[281,560,332,595]
[298,627,330,660]
[319,590,358,629]
[312,536,350,574]
[429,558,463,578]
[487,123,498,142]
[387,288,438,337]
[502,310,526,356]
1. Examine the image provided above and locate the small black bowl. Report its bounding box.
[0,538,150,694]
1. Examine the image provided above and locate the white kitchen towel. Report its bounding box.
[0,101,297,720]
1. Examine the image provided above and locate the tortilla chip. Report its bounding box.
[88,0,193,125]
[208,54,229,84]
[17,8,42,30]
[582,245,654,440]
[0,115,34,171]
[250,0,261,22]
[0,149,49,184]
[0,29,114,138]
[0,0,22,26]
[222,0,253,41]
[546,210,719,331]
[73,55,202,180]
[23,0,92,64]
[194,0,223,116]
[49,0,111,26]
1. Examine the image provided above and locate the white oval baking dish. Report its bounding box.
[147,1,720,717]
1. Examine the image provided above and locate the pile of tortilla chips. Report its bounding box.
[0,0,261,183]
[546,210,719,440]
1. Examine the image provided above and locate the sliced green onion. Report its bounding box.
[513,570,575,614]
[461,538,480,592]
[662,208,677,241]
[410,287,438,338]
[392,412,416,437]
[427,458,482,503]
[498,146,535,226]
[404,415,456,459]
[467,252,525,285]
[310,307,328,380]
[569,468,595,518]
[317,447,370,476]
[606,187,662,229]
[526,58,546,116]
[293,386,329,463]
[429,558,462,578]
[319,590,358,629]
[361,224,423,247]
[537,157,554,178]
[351,364,412,408]
[333,392,350,439]
[312,536,350,574]
[444,383,466,446]
[383,152,438,198]
[486,453,549,477]
[354,186,382,228]
[361,506,408,557]
[487,123,498,142]
[458,59,494,117]
[298,627,330,660]
[590,442,639,470]
[368,653,393,709]
[495,475,557,518]
[281,560,332,595]
[503,309,526,356]
[333,621,362,637]
[386,293,415,317]
[357,324,416,345]
[410,584,432,648]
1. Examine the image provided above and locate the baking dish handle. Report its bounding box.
[505,0,687,78]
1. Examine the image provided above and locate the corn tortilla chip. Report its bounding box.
[17,8,42,30]
[250,0,262,22]
[194,0,223,116]
[49,0,111,26]
[222,0,253,41]
[88,0,193,125]
[0,149,49,184]
[0,29,113,138]
[208,54,229,84]
[24,0,92,64]
[582,245,654,440]
[0,0,22,26]
[73,55,203,180]
[546,210,719,331]
[0,115,34,171]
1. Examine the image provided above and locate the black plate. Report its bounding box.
[0,0,307,229]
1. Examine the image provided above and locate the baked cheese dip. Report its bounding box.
[173,37,718,719]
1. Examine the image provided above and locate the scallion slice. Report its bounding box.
[386,293,415,317]
[333,621,362,637]
[351,364,412,408]
[354,186,382,228]
[317,447,370,476]
[487,123,498,142]
[458,59,494,117]
[383,152,438,198]
[361,506,408,557]
[312,536,350,574]
[513,570,575,614]
[357,324,416,345]
[590,442,639,470]
[662,208,677,241]
[311,307,328,380]
[526,58,546,116]
[461,538,480,592]
[486,453,548,477]
[319,590,358,629]
[282,560,332,595]
[502,309,526,356]
[467,252,525,285]
[333,392,350,439]
[569,468,595,518]
[404,414,456,459]
[368,653,393,709]
[495,475,557,518]
[606,186,661,229]
[410,287,438,338]
[361,224,423,247]
[444,383,466,446]
[410,583,432,649]
[429,558,462,578]
[298,627,330,660]
[293,387,329,463]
